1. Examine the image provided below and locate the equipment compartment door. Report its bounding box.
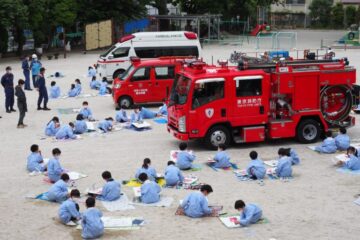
[231,75,269,126]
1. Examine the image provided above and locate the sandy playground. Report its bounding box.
[0,30,360,240]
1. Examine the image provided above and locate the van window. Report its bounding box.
[155,66,175,80]
[192,81,224,109]
[134,46,199,58]
[112,47,130,58]
[131,67,150,81]
[236,78,262,97]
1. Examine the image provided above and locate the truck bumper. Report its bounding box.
[167,126,189,141]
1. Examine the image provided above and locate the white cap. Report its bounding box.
[32,54,37,59]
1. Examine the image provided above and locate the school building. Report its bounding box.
[270,0,360,28]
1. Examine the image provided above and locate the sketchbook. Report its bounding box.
[264,160,278,167]
[132,121,151,129]
[68,171,87,180]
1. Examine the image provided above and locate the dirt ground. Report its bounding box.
[0,30,359,240]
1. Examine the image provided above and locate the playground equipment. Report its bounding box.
[256,32,297,50]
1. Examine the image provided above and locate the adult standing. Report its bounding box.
[30,54,42,88]
[15,79,27,128]
[22,55,32,90]
[36,67,50,111]
[1,66,16,113]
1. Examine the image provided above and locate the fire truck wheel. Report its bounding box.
[118,96,133,109]
[205,125,231,150]
[296,119,320,143]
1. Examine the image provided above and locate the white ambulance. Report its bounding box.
[96,31,202,80]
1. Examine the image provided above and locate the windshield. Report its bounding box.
[169,74,191,106]
[100,45,116,58]
[119,64,134,80]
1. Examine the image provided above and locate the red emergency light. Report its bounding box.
[120,34,135,43]
[184,32,197,40]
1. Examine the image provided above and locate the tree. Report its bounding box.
[0,0,28,55]
[309,0,332,28]
[345,6,357,27]
[331,3,344,29]
[356,6,360,25]
[24,0,46,47]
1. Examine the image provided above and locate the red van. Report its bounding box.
[112,57,185,108]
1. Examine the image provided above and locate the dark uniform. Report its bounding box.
[1,72,15,112]
[37,73,49,109]
[22,59,31,90]
[15,84,27,126]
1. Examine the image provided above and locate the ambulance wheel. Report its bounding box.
[296,119,320,143]
[118,96,133,109]
[205,125,231,150]
[113,69,125,80]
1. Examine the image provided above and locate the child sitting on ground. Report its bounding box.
[68,84,77,97]
[181,184,214,218]
[49,81,61,98]
[90,76,101,90]
[79,101,94,121]
[209,144,231,168]
[130,105,143,123]
[97,117,114,133]
[315,130,337,153]
[45,116,60,136]
[246,151,266,180]
[97,171,121,201]
[58,189,81,224]
[81,197,104,239]
[335,146,360,170]
[55,122,77,140]
[99,78,111,95]
[74,114,87,134]
[115,105,129,123]
[27,144,46,172]
[335,127,350,151]
[275,148,293,178]
[176,142,196,170]
[47,173,70,203]
[47,148,65,182]
[138,173,161,204]
[164,161,184,186]
[233,200,263,226]
[135,158,157,182]
[285,148,300,165]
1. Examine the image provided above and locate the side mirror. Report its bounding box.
[108,54,114,60]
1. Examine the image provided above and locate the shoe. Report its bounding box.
[11,109,16,112]
[25,88,33,91]
[6,110,11,113]
[23,124,28,127]
[37,107,43,110]
[43,107,51,111]
[17,124,24,128]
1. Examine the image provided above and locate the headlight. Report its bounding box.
[114,83,121,89]
[178,116,186,133]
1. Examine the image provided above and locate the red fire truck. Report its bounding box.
[167,59,358,149]
[112,57,185,108]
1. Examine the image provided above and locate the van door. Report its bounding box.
[107,47,131,77]
[231,75,269,126]
[129,67,154,103]
[153,65,175,102]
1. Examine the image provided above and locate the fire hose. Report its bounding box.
[320,85,353,126]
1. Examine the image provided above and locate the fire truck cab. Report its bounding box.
[112,57,185,108]
[167,59,357,149]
